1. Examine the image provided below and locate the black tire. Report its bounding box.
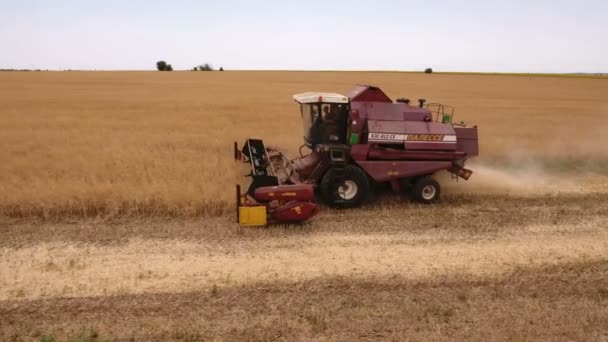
[320,165,370,208]
[398,177,415,194]
[412,177,441,204]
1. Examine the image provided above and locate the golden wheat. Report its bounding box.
[1,71,607,218]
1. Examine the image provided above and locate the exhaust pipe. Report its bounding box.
[449,163,473,180]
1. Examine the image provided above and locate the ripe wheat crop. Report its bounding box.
[1,71,607,218]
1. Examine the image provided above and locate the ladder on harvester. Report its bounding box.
[328,146,348,204]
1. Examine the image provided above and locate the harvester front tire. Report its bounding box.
[320,165,370,208]
[412,177,441,204]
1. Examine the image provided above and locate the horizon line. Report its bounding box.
[1,69,607,79]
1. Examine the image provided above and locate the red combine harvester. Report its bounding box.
[235,85,478,225]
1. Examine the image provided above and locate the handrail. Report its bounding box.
[424,103,455,123]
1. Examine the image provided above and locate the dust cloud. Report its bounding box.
[441,157,608,195]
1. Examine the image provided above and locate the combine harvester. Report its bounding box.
[235,85,478,225]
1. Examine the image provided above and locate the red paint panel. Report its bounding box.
[348,85,393,103]
[369,146,465,161]
[356,160,452,182]
[454,127,479,156]
[254,184,315,202]
[368,120,456,136]
[292,152,322,180]
[401,107,431,121]
[406,121,456,135]
[272,202,318,222]
[350,144,370,161]
[370,103,431,121]
[351,102,431,122]
[349,110,366,134]
[404,142,457,151]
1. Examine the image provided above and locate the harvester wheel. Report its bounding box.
[412,177,441,204]
[320,165,370,208]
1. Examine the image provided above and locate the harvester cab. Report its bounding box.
[235,85,479,226]
[294,92,350,147]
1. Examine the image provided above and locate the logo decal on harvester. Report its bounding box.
[368,133,406,142]
[368,133,457,143]
[406,134,444,142]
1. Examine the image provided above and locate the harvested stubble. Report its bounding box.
[1,193,608,340]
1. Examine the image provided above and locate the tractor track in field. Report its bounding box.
[1,225,606,301]
[1,261,607,341]
[1,193,607,299]
[2,192,608,246]
[1,193,608,340]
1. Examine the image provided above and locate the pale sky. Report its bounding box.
[1,0,607,72]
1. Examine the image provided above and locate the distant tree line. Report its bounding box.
[156,61,173,71]
[0,69,45,72]
[156,61,224,72]
[193,63,213,71]
[192,63,224,71]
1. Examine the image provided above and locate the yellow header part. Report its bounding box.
[238,206,267,226]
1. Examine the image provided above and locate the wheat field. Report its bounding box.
[1,71,608,218]
[1,71,608,341]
